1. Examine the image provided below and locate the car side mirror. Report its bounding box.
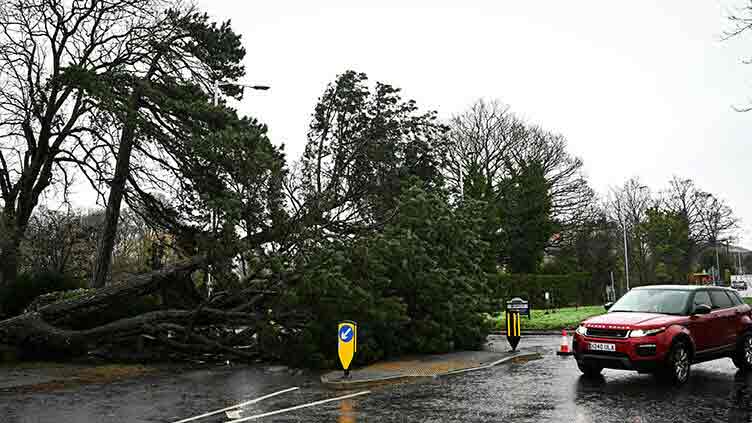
[693,304,712,315]
[604,302,614,311]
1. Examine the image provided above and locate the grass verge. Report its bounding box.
[493,297,752,330]
[490,305,605,331]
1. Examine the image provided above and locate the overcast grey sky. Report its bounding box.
[64,1,752,243]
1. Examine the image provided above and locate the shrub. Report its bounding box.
[274,186,496,368]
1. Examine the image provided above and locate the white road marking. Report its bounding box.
[170,387,299,423]
[225,410,243,419]
[225,390,371,423]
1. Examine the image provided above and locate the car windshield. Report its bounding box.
[610,289,691,315]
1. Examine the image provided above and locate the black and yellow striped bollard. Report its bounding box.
[505,310,521,351]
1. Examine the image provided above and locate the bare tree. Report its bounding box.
[726,3,752,112]
[446,100,592,225]
[508,125,594,230]
[0,0,160,308]
[663,176,738,275]
[445,99,526,197]
[695,192,738,247]
[608,178,654,284]
[20,207,97,278]
[663,177,707,276]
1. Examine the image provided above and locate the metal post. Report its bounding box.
[715,243,721,285]
[741,251,745,275]
[739,251,743,275]
[622,221,630,292]
[213,80,219,106]
[458,165,464,198]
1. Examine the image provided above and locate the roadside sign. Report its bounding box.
[505,310,521,351]
[506,297,530,318]
[338,321,357,378]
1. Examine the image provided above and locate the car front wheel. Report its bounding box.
[658,340,691,385]
[732,333,752,371]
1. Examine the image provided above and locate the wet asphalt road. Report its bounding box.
[1,335,751,422]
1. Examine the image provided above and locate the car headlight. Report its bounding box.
[629,327,665,338]
[576,325,587,336]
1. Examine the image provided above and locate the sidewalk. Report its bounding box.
[0,362,153,393]
[321,345,541,390]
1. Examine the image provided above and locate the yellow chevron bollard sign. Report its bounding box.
[338,321,357,378]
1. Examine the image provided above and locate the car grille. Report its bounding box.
[636,344,657,357]
[580,352,633,370]
[586,328,628,338]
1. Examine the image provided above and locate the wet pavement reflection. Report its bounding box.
[2,336,752,422]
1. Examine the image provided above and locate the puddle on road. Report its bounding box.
[337,399,356,423]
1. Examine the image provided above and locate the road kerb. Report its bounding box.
[321,351,542,390]
[436,352,542,377]
[321,373,433,390]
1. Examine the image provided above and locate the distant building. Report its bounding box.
[726,244,752,255]
[688,272,712,285]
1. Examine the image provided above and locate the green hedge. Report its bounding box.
[495,272,596,309]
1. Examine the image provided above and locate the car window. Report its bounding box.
[610,289,691,315]
[693,291,711,308]
[709,290,734,309]
[728,291,743,306]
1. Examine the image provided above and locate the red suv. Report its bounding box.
[573,285,752,384]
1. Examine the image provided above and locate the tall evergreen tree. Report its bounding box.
[499,160,554,273]
[300,71,447,234]
[87,9,247,287]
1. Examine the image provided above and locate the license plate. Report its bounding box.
[589,342,616,352]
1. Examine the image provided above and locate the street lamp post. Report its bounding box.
[206,80,270,297]
[715,242,721,285]
[739,251,744,275]
[213,80,270,105]
[622,220,630,293]
[618,185,648,294]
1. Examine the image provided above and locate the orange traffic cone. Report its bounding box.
[556,329,573,356]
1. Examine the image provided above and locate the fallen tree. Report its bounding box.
[0,257,279,362]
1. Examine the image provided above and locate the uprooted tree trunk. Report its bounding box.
[0,256,274,362]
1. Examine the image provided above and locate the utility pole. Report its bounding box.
[739,251,743,275]
[737,250,741,275]
[622,220,630,293]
